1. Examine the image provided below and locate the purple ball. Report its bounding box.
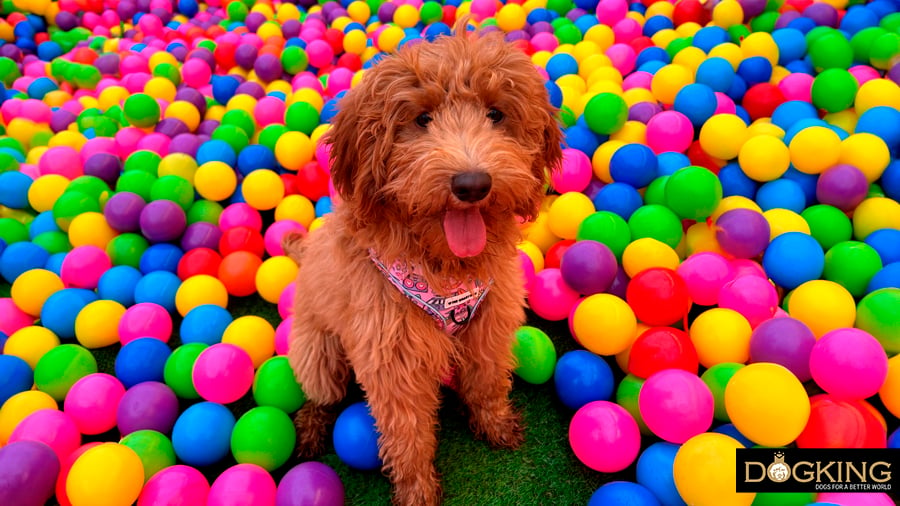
[169,44,188,62]
[155,118,190,138]
[245,12,266,32]
[168,133,202,156]
[55,11,79,31]
[50,109,76,133]
[816,163,868,212]
[377,2,396,23]
[560,240,618,295]
[235,81,265,99]
[83,153,123,187]
[738,0,766,20]
[802,2,839,27]
[254,53,283,83]
[714,208,771,259]
[136,0,151,12]
[606,265,630,299]
[276,462,345,506]
[0,45,22,61]
[888,62,900,85]
[150,7,172,24]
[505,30,529,42]
[117,0,138,20]
[197,120,220,137]
[282,20,301,39]
[94,53,121,76]
[749,317,816,381]
[529,21,554,34]
[233,44,258,71]
[180,222,223,251]
[628,102,662,124]
[140,200,187,243]
[174,86,206,117]
[104,191,147,233]
[565,8,587,21]
[0,440,59,506]
[773,9,801,29]
[186,48,215,72]
[116,381,180,436]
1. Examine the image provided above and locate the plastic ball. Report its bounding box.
[511,326,557,385]
[230,406,296,471]
[628,326,699,379]
[0,440,59,506]
[816,163,869,211]
[118,302,172,346]
[717,275,778,328]
[97,266,142,307]
[241,169,285,211]
[673,433,754,506]
[3,325,59,371]
[119,429,176,483]
[218,251,263,297]
[140,200,187,243]
[66,443,144,506]
[192,343,255,404]
[276,461,345,506]
[609,143,658,188]
[725,362,811,447]
[823,240,883,298]
[138,465,210,506]
[175,274,229,317]
[333,402,382,471]
[749,317,815,382]
[809,328,888,401]
[689,308,752,368]
[8,409,80,464]
[252,356,305,414]
[788,126,842,175]
[570,294,637,356]
[123,93,161,128]
[626,268,692,327]
[787,279,857,338]
[180,304,232,346]
[762,232,825,290]
[115,338,172,389]
[664,165,723,220]
[63,373,125,436]
[559,240,618,296]
[103,192,146,233]
[207,464,277,506]
[0,355,32,406]
[583,92,628,135]
[857,288,900,355]
[675,252,735,306]
[796,394,886,449]
[553,350,615,411]
[551,148,593,194]
[170,401,235,468]
[639,369,713,444]
[569,401,641,473]
[588,481,661,506]
[33,343,97,402]
[738,134,790,182]
[636,442,684,506]
[645,110,694,154]
[699,362,744,423]
[116,381,179,437]
[10,267,64,316]
[811,68,858,113]
[528,268,581,321]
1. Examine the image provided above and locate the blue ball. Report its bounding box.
[636,442,686,506]
[26,77,57,100]
[610,143,658,188]
[867,262,900,293]
[782,117,829,145]
[28,211,60,239]
[574,14,599,34]
[545,80,563,109]
[0,171,32,209]
[771,101,820,132]
[772,28,807,66]
[97,265,143,307]
[0,355,33,406]
[656,152,691,177]
[762,232,825,290]
[635,46,670,69]
[719,162,759,199]
[564,125,601,156]
[553,350,615,410]
[40,288,98,340]
[673,83,717,128]
[171,401,236,467]
[787,16,817,34]
[180,304,233,346]
[133,271,181,313]
[177,0,199,16]
[333,402,382,471]
[44,252,66,276]
[636,60,666,75]
[574,0,598,11]
[315,196,333,217]
[589,481,662,506]
[784,57,815,75]
[526,8,555,24]
[592,183,643,221]
[237,145,277,176]
[712,423,753,448]
[725,75,748,103]
[755,179,806,213]
[139,243,184,274]
[642,15,673,37]
[545,53,579,80]
[0,242,50,283]
[115,337,172,388]
[780,167,817,207]
[196,139,237,167]
[865,228,900,265]
[839,5,879,35]
[692,26,730,53]
[855,106,900,155]
[320,98,340,123]
[737,56,773,87]
[423,23,450,40]
[211,75,241,105]
[889,427,900,449]
[695,57,735,93]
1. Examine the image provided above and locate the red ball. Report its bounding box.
[627,326,699,379]
[336,53,362,72]
[214,41,238,70]
[218,251,263,297]
[625,267,693,326]
[544,239,575,270]
[628,36,655,53]
[442,5,457,25]
[218,226,265,257]
[741,83,786,121]
[295,161,331,201]
[672,0,710,27]
[177,248,223,280]
[796,395,887,448]
[323,28,345,55]
[686,140,723,174]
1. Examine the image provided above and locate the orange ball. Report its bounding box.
[217,251,263,297]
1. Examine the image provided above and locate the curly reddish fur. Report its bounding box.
[285,23,563,506]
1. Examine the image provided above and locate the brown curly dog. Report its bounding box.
[284,23,563,506]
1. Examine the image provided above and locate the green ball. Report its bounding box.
[33,231,72,254]
[800,204,852,250]
[856,288,900,355]
[576,211,632,260]
[116,171,158,202]
[824,241,883,299]
[119,430,177,483]
[0,217,28,245]
[221,109,256,138]
[226,0,248,21]
[123,93,161,128]
[851,27,887,64]
[72,65,101,90]
[153,62,182,85]
[664,166,723,221]
[420,1,443,23]
[554,23,583,45]
[187,199,224,225]
[748,11,779,33]
[212,124,249,154]
[870,32,900,70]
[0,56,21,86]
[615,374,650,435]
[106,233,149,269]
[258,124,288,152]
[750,492,816,506]
[627,204,684,249]
[230,406,297,471]
[545,0,574,16]
[809,30,853,71]
[880,12,900,31]
[0,152,20,175]
[727,26,751,45]
[52,191,100,231]
[666,37,694,60]
[0,136,24,154]
[285,101,320,136]
[150,175,194,212]
[700,362,744,422]
[163,343,207,400]
[33,344,98,402]
[280,46,309,75]
[123,150,162,175]
[512,326,557,385]
[559,105,577,128]
[583,92,628,135]
[252,356,306,413]
[67,175,112,206]
[810,68,858,113]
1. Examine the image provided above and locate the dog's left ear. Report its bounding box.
[518,95,563,221]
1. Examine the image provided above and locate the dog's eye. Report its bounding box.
[487,109,504,124]
[415,113,433,128]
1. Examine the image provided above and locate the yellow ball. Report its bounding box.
[710,196,762,223]
[591,140,625,183]
[787,279,856,338]
[839,132,890,182]
[256,256,299,304]
[745,120,784,139]
[194,161,237,202]
[650,64,693,105]
[48,130,86,150]
[763,208,810,240]
[346,1,370,22]
[98,86,129,111]
[496,3,527,31]
[609,120,647,145]
[74,300,127,349]
[28,174,69,213]
[823,109,857,135]
[222,315,276,368]
[0,390,58,445]
[164,101,202,132]
[158,153,198,183]
[622,237,679,277]
[685,221,726,256]
[290,89,325,112]
[708,42,744,70]
[377,25,405,53]
[699,114,748,161]
[393,4,419,28]
[275,131,314,171]
[855,78,900,114]
[725,362,810,447]
[68,212,118,249]
[571,294,637,356]
[689,308,752,368]
[523,211,561,254]
[547,192,595,240]
[175,275,228,317]
[144,77,177,103]
[852,197,900,240]
[277,2,302,20]
[671,46,707,76]
[614,323,648,374]
[275,194,316,228]
[674,433,755,506]
[3,325,60,369]
[11,268,64,317]
[788,125,841,174]
[879,355,900,419]
[226,94,257,116]
[517,240,545,273]
[740,32,779,67]
[712,0,743,28]
[584,24,615,50]
[67,443,144,506]
[343,29,368,55]
[738,134,790,182]
[241,169,285,211]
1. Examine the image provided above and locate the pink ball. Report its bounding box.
[0,297,34,335]
[275,316,293,356]
[714,92,737,114]
[292,73,324,93]
[325,67,353,96]
[622,70,653,91]
[809,328,889,400]
[646,110,694,154]
[120,54,150,75]
[207,464,277,506]
[470,0,497,20]
[263,220,308,257]
[118,302,173,345]
[9,409,81,463]
[596,0,628,25]
[182,59,213,89]
[718,275,778,327]
[306,40,335,69]
[60,245,111,290]
[138,13,164,37]
[638,369,714,444]
[63,373,126,435]
[731,258,768,279]
[816,493,895,506]
[219,203,263,232]
[605,43,636,75]
[527,268,582,321]
[38,146,82,179]
[192,343,255,404]
[115,127,147,158]
[612,18,641,44]
[777,73,813,102]
[849,65,881,86]
[569,401,640,472]
[675,252,736,306]
[138,465,210,506]
[136,132,171,156]
[530,32,559,53]
[278,282,295,319]
[551,148,592,193]
[80,137,118,163]
[254,97,286,127]
[21,99,52,123]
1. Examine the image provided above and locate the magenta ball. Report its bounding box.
[675,251,736,306]
[117,381,180,436]
[192,343,255,404]
[718,274,778,327]
[276,461,345,506]
[715,209,771,259]
[749,317,816,381]
[816,163,869,212]
[103,191,146,232]
[138,465,210,506]
[60,245,112,290]
[140,200,187,243]
[551,148,593,193]
[809,328,889,400]
[208,464,277,506]
[527,268,582,321]
[63,373,126,435]
[569,400,641,473]
[8,409,81,464]
[638,369,714,444]
[645,110,693,154]
[518,250,536,294]
[0,440,60,506]
[559,240,618,295]
[264,220,307,257]
[118,302,173,345]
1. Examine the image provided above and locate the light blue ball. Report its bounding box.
[636,443,686,506]
[589,481,662,506]
[181,304,233,346]
[763,232,826,290]
[172,401,236,467]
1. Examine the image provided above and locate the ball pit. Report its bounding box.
[0,0,898,503]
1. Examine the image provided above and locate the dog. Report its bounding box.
[284,22,563,505]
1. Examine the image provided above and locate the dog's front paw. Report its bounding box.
[471,406,525,450]
[294,403,334,459]
[392,474,443,506]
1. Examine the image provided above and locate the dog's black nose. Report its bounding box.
[451,171,492,203]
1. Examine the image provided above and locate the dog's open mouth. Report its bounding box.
[443,207,486,258]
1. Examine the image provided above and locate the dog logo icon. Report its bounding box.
[767,452,791,483]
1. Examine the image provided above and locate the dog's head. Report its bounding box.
[324,24,563,259]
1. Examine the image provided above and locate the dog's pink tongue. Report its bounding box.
[443,208,486,258]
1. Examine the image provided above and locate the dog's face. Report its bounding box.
[324,30,563,258]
